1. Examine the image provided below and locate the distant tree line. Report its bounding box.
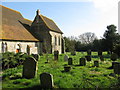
[64,24,120,57]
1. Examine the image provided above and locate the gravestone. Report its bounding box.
[54,51,59,60]
[111,62,118,69]
[22,57,37,79]
[32,54,39,61]
[40,73,54,89]
[98,51,102,56]
[94,61,99,67]
[85,56,91,61]
[99,55,104,61]
[111,53,118,61]
[68,58,73,65]
[79,58,86,66]
[87,50,91,55]
[113,62,120,75]
[64,55,69,61]
[71,51,76,55]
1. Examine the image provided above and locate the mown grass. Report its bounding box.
[2,52,120,89]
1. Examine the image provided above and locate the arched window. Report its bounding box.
[55,36,57,45]
[26,45,30,55]
[58,37,61,46]
[16,44,21,53]
[2,42,7,53]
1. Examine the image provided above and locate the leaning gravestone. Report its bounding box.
[22,57,37,79]
[85,55,91,61]
[64,55,69,61]
[40,73,54,89]
[54,51,59,60]
[94,61,99,67]
[113,62,120,75]
[79,58,86,66]
[32,54,39,61]
[68,58,73,65]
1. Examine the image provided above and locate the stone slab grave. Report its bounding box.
[64,55,69,61]
[32,54,39,61]
[68,58,73,65]
[40,72,54,89]
[22,57,37,79]
[85,55,91,61]
[79,58,86,66]
[54,51,59,60]
[113,62,120,75]
[94,61,99,67]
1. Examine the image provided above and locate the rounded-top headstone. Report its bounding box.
[40,72,54,89]
[64,55,69,61]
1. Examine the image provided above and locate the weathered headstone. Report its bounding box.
[99,55,104,61]
[64,55,69,61]
[98,50,102,56]
[87,50,91,55]
[32,54,39,61]
[111,53,118,61]
[79,58,86,66]
[113,62,120,75]
[22,57,37,79]
[68,58,73,65]
[94,61,99,67]
[40,73,54,89]
[54,51,59,60]
[85,55,91,61]
[71,51,76,55]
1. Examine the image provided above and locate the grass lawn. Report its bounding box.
[2,52,120,89]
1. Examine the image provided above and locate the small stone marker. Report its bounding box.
[32,54,39,61]
[99,55,104,61]
[54,51,59,60]
[22,57,37,79]
[113,62,120,75]
[94,61,99,67]
[64,55,69,61]
[98,51,102,56]
[68,58,73,65]
[79,58,86,66]
[71,51,76,55]
[40,73,54,89]
[85,55,91,61]
[87,50,91,55]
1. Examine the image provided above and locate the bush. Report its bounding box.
[113,44,120,57]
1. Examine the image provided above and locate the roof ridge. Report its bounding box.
[1,5,20,14]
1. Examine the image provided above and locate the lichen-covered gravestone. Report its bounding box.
[68,58,73,65]
[54,51,59,60]
[79,58,86,66]
[64,55,69,61]
[113,62,120,75]
[32,54,39,61]
[22,57,37,79]
[94,61,99,67]
[40,73,54,89]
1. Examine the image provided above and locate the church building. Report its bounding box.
[0,5,65,54]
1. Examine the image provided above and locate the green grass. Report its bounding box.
[2,52,120,89]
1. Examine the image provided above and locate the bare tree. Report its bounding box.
[78,32,97,44]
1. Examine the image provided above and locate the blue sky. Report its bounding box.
[1,1,119,38]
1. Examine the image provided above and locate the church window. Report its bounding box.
[55,36,57,45]
[58,37,61,46]
[16,44,21,53]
